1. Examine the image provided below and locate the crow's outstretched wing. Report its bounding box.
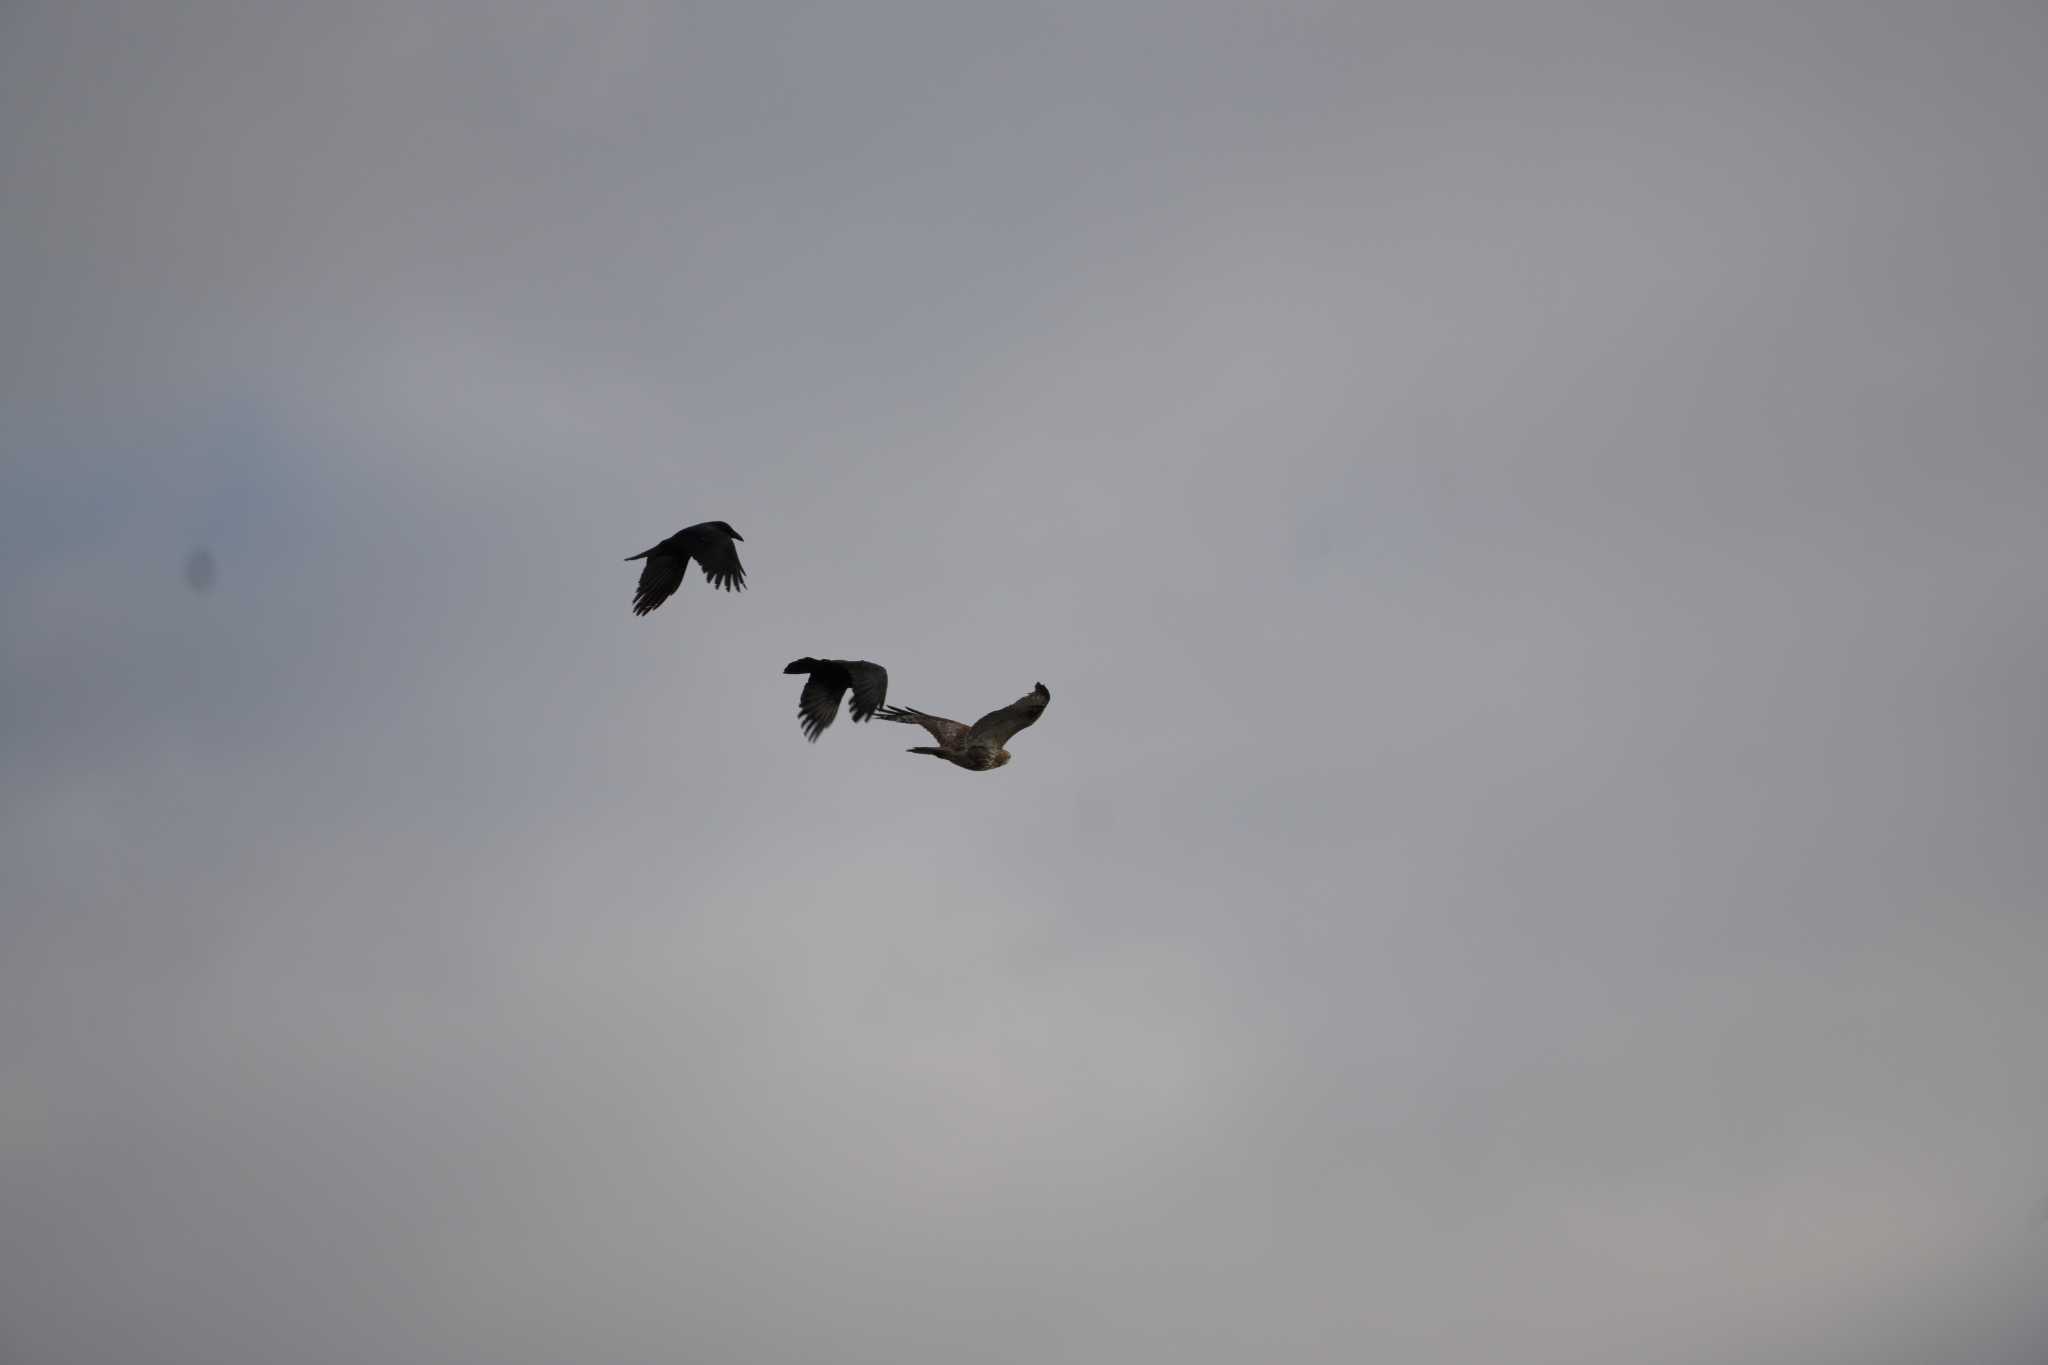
[680,523,746,592]
[796,667,847,741]
[630,551,687,615]
[842,661,889,724]
[966,683,1050,749]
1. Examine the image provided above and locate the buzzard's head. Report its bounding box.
[988,750,1012,769]
[714,521,743,541]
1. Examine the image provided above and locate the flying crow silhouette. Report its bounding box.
[783,658,890,742]
[624,521,746,616]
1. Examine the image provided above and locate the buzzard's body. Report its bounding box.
[877,682,1050,770]
[783,658,889,741]
[625,520,745,616]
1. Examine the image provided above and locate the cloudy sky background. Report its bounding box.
[3,2,2045,1361]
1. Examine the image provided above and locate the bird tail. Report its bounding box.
[783,658,821,675]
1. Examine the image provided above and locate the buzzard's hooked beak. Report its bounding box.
[731,530,745,541]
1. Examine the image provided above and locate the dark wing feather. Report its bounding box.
[631,554,687,615]
[842,661,889,723]
[966,682,1050,748]
[680,523,746,592]
[876,705,969,749]
[796,665,849,742]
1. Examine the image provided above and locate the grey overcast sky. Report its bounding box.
[3,2,2045,1361]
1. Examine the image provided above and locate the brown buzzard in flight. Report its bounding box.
[624,520,745,616]
[783,658,890,742]
[877,682,1050,770]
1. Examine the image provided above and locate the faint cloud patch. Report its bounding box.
[183,546,217,593]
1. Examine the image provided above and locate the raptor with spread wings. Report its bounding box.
[623,520,746,616]
[783,658,890,742]
[876,682,1050,771]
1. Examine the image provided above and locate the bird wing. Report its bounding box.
[796,666,849,742]
[680,523,746,592]
[630,552,687,616]
[876,705,969,749]
[966,683,1050,749]
[843,661,889,723]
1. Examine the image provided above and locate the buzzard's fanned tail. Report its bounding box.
[876,704,970,750]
